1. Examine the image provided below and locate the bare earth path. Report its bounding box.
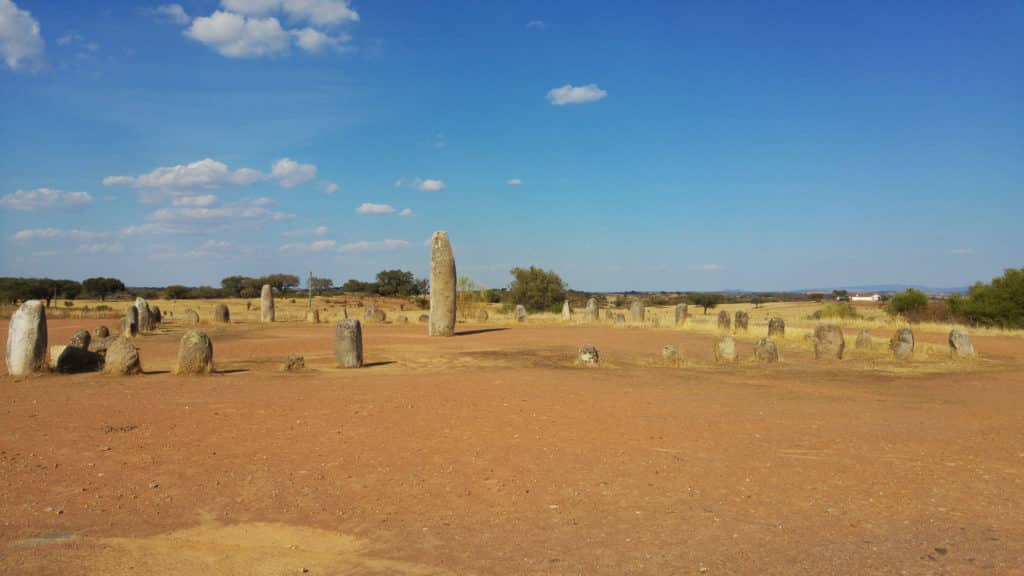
[2,319,1023,575]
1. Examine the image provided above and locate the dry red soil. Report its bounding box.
[2,319,1023,575]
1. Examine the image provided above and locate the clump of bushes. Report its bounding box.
[948,267,1024,329]
[810,302,859,320]
[886,288,928,316]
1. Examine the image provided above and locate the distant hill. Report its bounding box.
[792,284,969,295]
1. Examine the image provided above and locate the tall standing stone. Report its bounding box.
[334,319,363,368]
[674,304,689,325]
[734,310,749,332]
[175,330,213,374]
[150,305,162,324]
[123,305,138,338]
[890,328,915,360]
[561,300,572,320]
[948,330,974,358]
[429,231,456,336]
[260,284,275,323]
[584,298,599,322]
[768,317,785,338]
[813,323,845,359]
[630,299,645,324]
[135,297,153,332]
[515,305,528,323]
[717,310,731,331]
[214,303,231,323]
[5,300,47,376]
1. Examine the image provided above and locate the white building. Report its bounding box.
[850,293,881,302]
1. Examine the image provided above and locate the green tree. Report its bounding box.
[376,269,421,297]
[263,274,300,295]
[164,284,190,300]
[309,276,334,294]
[221,275,247,297]
[691,293,722,315]
[82,277,125,301]
[886,288,928,316]
[507,266,567,312]
[948,267,1024,328]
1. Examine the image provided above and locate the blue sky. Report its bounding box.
[1,0,1021,291]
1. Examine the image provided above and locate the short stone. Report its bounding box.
[93,325,110,338]
[754,338,780,363]
[334,320,363,368]
[213,303,230,323]
[813,324,845,359]
[717,310,731,331]
[734,310,749,331]
[284,354,305,371]
[182,309,200,326]
[662,345,681,365]
[890,327,915,360]
[418,314,430,323]
[855,330,873,349]
[767,317,785,338]
[715,334,737,362]
[176,330,213,374]
[476,309,489,322]
[948,329,974,358]
[103,337,142,376]
[68,330,91,350]
[578,344,599,366]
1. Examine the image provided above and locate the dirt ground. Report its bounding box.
[2,317,1023,575]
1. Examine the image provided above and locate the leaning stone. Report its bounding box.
[715,334,737,362]
[476,309,489,322]
[123,305,138,338]
[103,337,141,376]
[717,310,731,331]
[734,310,749,332]
[56,346,103,374]
[890,328,915,360]
[630,299,645,324]
[515,305,528,323]
[284,354,305,371]
[213,303,230,323]
[260,284,275,322]
[135,297,154,332]
[6,300,48,376]
[334,319,363,368]
[948,329,975,358]
[584,298,599,322]
[429,230,457,337]
[182,309,200,326]
[68,330,91,350]
[93,325,110,338]
[306,309,319,324]
[662,345,681,365]
[768,317,785,338]
[561,300,572,320]
[674,304,688,325]
[175,330,213,374]
[150,305,162,324]
[578,344,599,366]
[754,338,780,363]
[855,330,873,349]
[813,323,845,359]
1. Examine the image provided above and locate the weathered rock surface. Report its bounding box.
[584,298,599,322]
[214,303,230,323]
[6,300,47,376]
[768,317,785,338]
[284,354,305,371]
[674,304,688,325]
[717,310,731,331]
[103,337,141,375]
[734,310,749,332]
[135,298,154,332]
[123,306,138,338]
[715,334,737,362]
[56,346,103,374]
[662,345,681,365]
[948,329,975,358]
[69,330,91,350]
[260,284,275,323]
[182,309,200,326]
[47,345,66,370]
[476,309,489,322]
[334,320,363,368]
[428,231,457,337]
[578,344,599,366]
[813,324,845,359]
[630,299,645,324]
[150,305,162,324]
[88,336,114,357]
[855,330,873,349]
[515,305,528,323]
[754,338,780,363]
[93,325,110,338]
[890,328,915,360]
[176,330,213,374]
[561,300,572,320]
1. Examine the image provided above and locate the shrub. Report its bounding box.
[948,267,1024,328]
[507,266,567,312]
[886,288,928,316]
[811,302,859,320]
[691,293,722,315]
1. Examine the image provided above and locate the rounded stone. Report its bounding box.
[476,309,489,322]
[334,319,363,368]
[284,354,305,371]
[68,330,91,350]
[813,323,845,359]
[260,284,275,323]
[734,310,749,332]
[176,330,213,374]
[754,337,780,363]
[213,303,230,323]
[948,329,975,358]
[889,328,915,360]
[662,345,681,365]
[6,300,48,376]
[767,317,785,338]
[93,325,110,338]
[103,337,142,376]
[428,230,457,337]
[515,305,528,323]
[578,344,599,366]
[717,310,731,331]
[715,334,738,362]
[182,309,200,326]
[855,330,873,349]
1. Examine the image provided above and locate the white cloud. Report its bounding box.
[77,242,124,254]
[280,238,410,253]
[946,248,974,255]
[56,32,79,46]
[101,175,134,186]
[186,11,290,58]
[314,225,329,236]
[356,202,395,215]
[394,178,403,188]
[148,197,291,224]
[506,178,522,186]
[0,0,45,71]
[157,4,191,25]
[185,239,235,258]
[104,158,265,191]
[322,181,339,194]
[221,0,360,27]
[0,188,91,211]
[271,157,317,187]
[13,228,107,241]
[526,20,545,29]
[414,178,445,192]
[292,27,348,52]
[547,83,607,105]
[173,194,218,207]
[398,208,413,217]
